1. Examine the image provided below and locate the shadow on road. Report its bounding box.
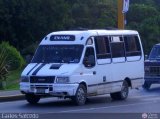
[21,95,120,108]
[20,86,160,109]
[143,84,160,93]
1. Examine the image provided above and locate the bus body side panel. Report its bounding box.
[96,63,112,95]
[110,58,144,93]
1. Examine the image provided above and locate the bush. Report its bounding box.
[0,42,25,81]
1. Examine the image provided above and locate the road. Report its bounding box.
[0,85,160,119]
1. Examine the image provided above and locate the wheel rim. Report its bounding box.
[77,88,85,104]
[121,83,128,98]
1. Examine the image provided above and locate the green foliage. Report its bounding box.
[0,43,8,81]
[0,0,159,55]
[70,0,117,29]
[0,0,117,52]
[5,69,21,90]
[128,4,159,23]
[0,42,25,81]
[139,17,160,53]
[0,0,73,50]
[127,3,160,54]
[130,0,155,6]
[5,42,25,70]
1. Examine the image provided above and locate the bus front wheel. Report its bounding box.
[71,84,87,106]
[25,94,41,104]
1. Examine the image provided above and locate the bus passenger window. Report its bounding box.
[110,36,125,58]
[95,36,111,59]
[124,35,141,56]
[111,42,125,58]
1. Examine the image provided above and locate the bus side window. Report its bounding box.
[124,35,141,57]
[110,36,125,58]
[94,36,111,59]
[83,47,95,68]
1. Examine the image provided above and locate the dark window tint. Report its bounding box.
[95,36,111,59]
[124,35,141,56]
[111,36,125,58]
[31,45,83,63]
[149,46,160,60]
[83,47,95,67]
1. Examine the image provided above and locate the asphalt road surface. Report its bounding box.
[0,85,160,119]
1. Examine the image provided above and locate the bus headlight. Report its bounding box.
[56,77,70,83]
[20,76,29,82]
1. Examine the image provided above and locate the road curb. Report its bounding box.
[0,94,25,102]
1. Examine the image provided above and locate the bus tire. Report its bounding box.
[110,80,129,100]
[25,94,40,104]
[72,84,87,106]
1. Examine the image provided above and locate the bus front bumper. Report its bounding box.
[145,76,160,84]
[20,83,79,97]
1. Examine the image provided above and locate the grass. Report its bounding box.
[1,69,22,91]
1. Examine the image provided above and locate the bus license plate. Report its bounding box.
[36,88,45,94]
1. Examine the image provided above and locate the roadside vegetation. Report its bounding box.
[0,0,159,55]
[0,42,25,90]
[5,69,22,90]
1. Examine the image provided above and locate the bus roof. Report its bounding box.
[40,29,139,45]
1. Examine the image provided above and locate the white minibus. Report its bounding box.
[20,29,144,105]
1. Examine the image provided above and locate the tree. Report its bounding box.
[0,42,25,89]
[139,16,160,53]
[127,3,160,54]
[0,0,73,51]
[70,0,117,29]
[0,0,159,55]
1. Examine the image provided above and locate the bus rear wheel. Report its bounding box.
[110,80,129,100]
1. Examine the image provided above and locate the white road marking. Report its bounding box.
[142,97,160,101]
[0,94,159,105]
[1,93,160,113]
[59,101,155,113]
[129,94,158,99]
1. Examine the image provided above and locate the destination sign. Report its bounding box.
[50,35,75,41]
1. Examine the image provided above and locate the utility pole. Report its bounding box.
[118,0,125,29]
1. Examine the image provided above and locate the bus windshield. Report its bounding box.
[31,45,84,63]
[149,46,160,60]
